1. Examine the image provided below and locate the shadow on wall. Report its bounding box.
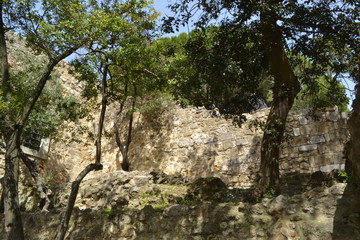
[125,105,265,187]
[333,183,360,239]
[122,109,174,172]
[165,132,262,187]
[183,135,219,180]
[44,149,71,184]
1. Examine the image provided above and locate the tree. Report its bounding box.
[71,1,161,173]
[56,1,160,238]
[292,76,349,111]
[156,26,271,117]
[111,40,167,171]
[7,34,84,212]
[163,0,357,197]
[0,0,111,238]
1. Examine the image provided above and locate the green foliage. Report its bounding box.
[138,91,174,122]
[179,199,195,205]
[103,208,113,214]
[41,173,56,192]
[5,48,83,139]
[139,201,150,207]
[255,188,277,203]
[163,1,357,111]
[70,0,163,104]
[157,26,271,115]
[139,199,169,212]
[153,199,169,212]
[1,0,133,143]
[263,188,276,199]
[337,170,354,183]
[292,76,349,112]
[141,190,160,198]
[0,90,7,114]
[153,33,189,58]
[290,52,350,112]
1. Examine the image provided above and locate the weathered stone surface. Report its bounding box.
[2,173,359,240]
[299,144,318,152]
[293,128,301,137]
[299,116,308,125]
[0,106,349,190]
[310,135,326,144]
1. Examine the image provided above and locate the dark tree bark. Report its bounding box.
[0,177,4,213]
[113,80,137,172]
[253,1,300,198]
[0,4,9,100]
[1,3,25,238]
[1,55,74,239]
[114,95,136,171]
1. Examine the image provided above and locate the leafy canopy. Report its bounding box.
[163,0,358,109]
[156,25,271,115]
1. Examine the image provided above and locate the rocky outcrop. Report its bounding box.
[1,171,359,240]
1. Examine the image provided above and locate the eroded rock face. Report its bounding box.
[1,171,359,240]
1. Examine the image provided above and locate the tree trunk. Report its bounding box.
[55,163,102,240]
[113,79,137,172]
[0,177,4,213]
[1,15,78,237]
[0,0,6,217]
[0,3,25,238]
[114,96,136,172]
[95,63,108,164]
[0,1,9,100]
[346,84,360,184]
[3,127,25,240]
[253,1,300,198]
[1,58,71,239]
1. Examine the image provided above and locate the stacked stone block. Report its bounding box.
[1,105,349,189]
[280,108,348,175]
[128,106,349,188]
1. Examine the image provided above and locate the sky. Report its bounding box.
[153,0,171,16]
[152,0,192,37]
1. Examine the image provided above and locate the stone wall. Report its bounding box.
[125,106,349,188]
[0,105,349,189]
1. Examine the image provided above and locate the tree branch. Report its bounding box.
[55,163,102,240]
[18,149,52,211]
